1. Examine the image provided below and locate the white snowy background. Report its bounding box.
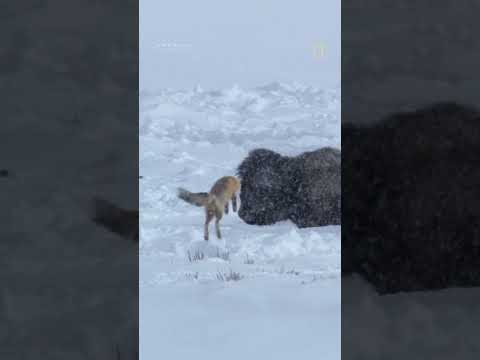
[140,0,340,90]
[140,1,340,359]
[139,83,341,360]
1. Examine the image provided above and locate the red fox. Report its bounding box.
[177,176,240,241]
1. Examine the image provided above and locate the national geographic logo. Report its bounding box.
[313,41,326,60]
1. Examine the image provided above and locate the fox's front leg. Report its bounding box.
[224,202,229,214]
[204,209,214,241]
[232,194,238,212]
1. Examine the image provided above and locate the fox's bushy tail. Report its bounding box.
[177,188,211,207]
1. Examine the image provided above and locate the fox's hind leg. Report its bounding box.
[232,194,238,212]
[204,209,214,241]
[224,202,229,214]
[215,208,223,239]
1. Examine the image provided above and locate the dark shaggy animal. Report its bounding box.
[343,102,480,294]
[91,197,139,242]
[237,147,341,227]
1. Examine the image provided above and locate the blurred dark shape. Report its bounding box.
[343,102,480,293]
[92,197,139,242]
[237,147,341,227]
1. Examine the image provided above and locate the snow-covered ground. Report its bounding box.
[139,83,341,359]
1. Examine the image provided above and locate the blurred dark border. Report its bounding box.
[342,1,480,358]
[1,1,138,358]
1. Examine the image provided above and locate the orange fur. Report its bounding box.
[177,176,240,240]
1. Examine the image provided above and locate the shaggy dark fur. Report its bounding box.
[237,147,341,227]
[343,102,480,294]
